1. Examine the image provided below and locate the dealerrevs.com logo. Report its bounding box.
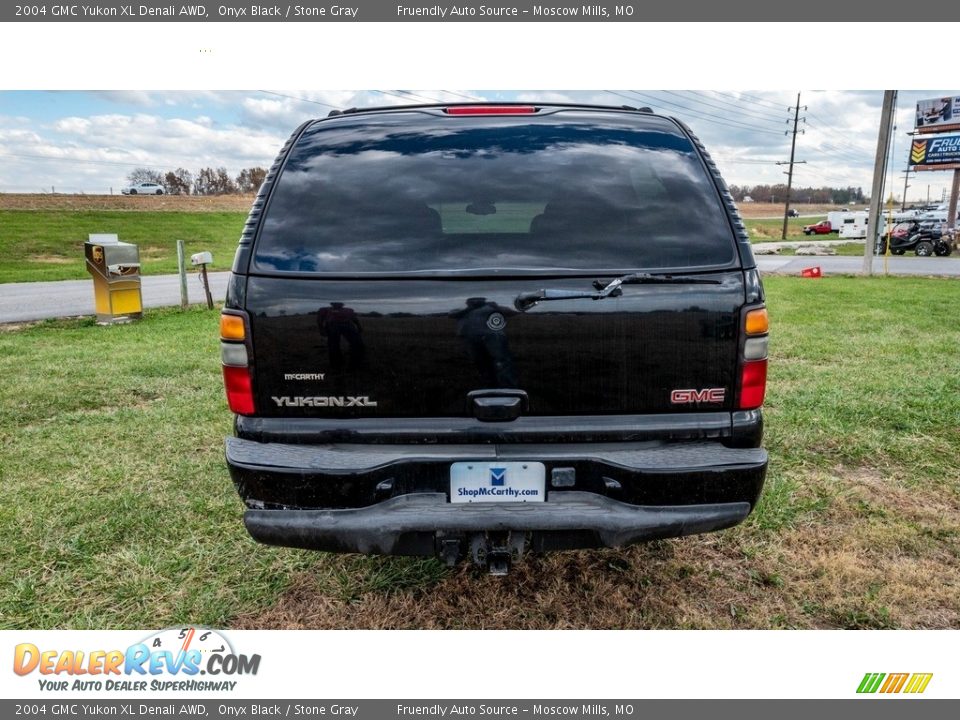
[13,628,260,692]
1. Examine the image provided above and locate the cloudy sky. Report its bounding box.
[1,89,957,202]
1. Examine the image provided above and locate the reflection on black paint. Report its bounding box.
[253,111,737,274]
[449,297,518,388]
[317,302,366,372]
[246,275,745,418]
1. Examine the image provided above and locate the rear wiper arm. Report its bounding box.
[514,272,721,311]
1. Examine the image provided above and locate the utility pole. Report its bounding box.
[864,90,897,276]
[948,169,960,233]
[901,167,911,211]
[780,93,806,240]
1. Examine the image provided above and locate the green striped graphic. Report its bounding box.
[857,673,886,693]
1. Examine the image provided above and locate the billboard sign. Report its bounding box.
[915,96,960,133]
[910,133,960,171]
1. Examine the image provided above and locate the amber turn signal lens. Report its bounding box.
[745,308,769,336]
[220,313,245,340]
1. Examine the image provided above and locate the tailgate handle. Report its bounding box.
[467,390,529,422]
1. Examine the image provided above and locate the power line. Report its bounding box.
[388,89,449,103]
[793,164,868,187]
[806,110,864,141]
[671,90,788,124]
[628,91,787,134]
[795,115,874,164]
[613,91,864,196]
[257,90,341,110]
[608,90,784,136]
[437,89,486,101]
[806,137,874,166]
[809,136,872,158]
[604,89,648,105]
[714,158,783,165]
[606,90,872,186]
[716,90,789,110]
[375,89,446,104]
[805,118,874,158]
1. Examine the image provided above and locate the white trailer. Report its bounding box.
[838,212,867,239]
[838,212,889,239]
[826,211,854,231]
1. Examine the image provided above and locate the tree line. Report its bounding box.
[727,184,866,205]
[126,166,267,195]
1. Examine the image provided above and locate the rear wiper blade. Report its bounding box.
[514,272,721,312]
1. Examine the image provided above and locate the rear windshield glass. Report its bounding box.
[253,111,738,274]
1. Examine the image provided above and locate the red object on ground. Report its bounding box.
[800,266,822,278]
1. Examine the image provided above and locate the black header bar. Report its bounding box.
[4,0,953,21]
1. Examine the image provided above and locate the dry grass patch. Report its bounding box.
[0,193,255,212]
[737,203,854,219]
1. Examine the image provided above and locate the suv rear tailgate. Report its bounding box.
[245,271,743,418]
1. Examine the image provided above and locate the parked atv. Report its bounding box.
[877,221,953,257]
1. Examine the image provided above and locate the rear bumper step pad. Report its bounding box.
[225,436,767,473]
[244,491,751,555]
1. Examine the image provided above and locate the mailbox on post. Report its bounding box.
[84,234,143,324]
[191,250,214,310]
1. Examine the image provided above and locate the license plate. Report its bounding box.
[450,461,546,504]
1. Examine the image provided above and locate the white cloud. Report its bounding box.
[0,106,289,192]
[1,90,958,201]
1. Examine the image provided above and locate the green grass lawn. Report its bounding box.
[745,216,827,242]
[0,210,246,283]
[2,277,959,629]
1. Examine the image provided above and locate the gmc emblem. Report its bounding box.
[671,388,726,404]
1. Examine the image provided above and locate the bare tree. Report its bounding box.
[193,167,217,196]
[163,168,193,195]
[215,167,237,194]
[236,167,267,193]
[194,166,238,195]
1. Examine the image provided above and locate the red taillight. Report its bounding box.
[221,310,254,415]
[445,106,537,115]
[739,359,767,410]
[223,364,255,415]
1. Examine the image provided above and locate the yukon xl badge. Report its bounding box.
[671,388,725,404]
[272,396,378,408]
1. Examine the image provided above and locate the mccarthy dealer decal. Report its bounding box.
[12,628,260,692]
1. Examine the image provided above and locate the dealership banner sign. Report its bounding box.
[916,96,960,133]
[910,134,960,171]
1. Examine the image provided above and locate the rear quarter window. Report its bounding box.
[253,110,739,275]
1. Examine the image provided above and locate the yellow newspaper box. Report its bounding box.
[84,234,143,324]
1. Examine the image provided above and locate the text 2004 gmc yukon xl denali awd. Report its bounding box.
[220,103,769,574]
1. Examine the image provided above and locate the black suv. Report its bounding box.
[221,103,769,574]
